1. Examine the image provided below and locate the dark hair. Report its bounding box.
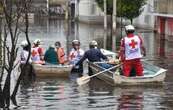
[55,41,61,47]
[23,45,30,51]
[89,45,95,49]
[126,30,135,34]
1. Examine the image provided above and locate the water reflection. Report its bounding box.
[16,76,173,110]
[14,18,173,110]
[117,90,143,110]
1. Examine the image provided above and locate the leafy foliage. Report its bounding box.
[117,0,146,23]
[95,0,147,23]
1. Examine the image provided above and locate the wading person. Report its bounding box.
[20,40,35,81]
[75,40,112,76]
[55,41,65,65]
[20,40,32,64]
[119,25,146,77]
[69,40,84,73]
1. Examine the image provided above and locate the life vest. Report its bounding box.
[124,35,142,60]
[57,47,65,64]
[69,48,84,65]
[31,47,40,62]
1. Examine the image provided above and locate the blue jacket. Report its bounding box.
[76,48,108,66]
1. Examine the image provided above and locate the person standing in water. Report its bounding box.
[69,40,84,73]
[119,25,146,77]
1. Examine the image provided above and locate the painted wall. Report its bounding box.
[156,16,173,36]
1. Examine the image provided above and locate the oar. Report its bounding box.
[76,64,122,86]
[93,61,108,64]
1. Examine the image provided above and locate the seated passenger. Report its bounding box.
[44,45,58,65]
[31,39,45,64]
[55,41,65,65]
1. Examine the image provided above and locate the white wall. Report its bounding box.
[134,0,155,29]
[79,0,103,16]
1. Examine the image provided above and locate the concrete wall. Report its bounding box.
[133,0,155,29]
[78,0,105,24]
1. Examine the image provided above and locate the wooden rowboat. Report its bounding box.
[32,64,73,77]
[89,61,167,86]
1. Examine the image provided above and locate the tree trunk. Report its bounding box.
[130,19,133,24]
[3,71,11,108]
[0,85,5,108]
[0,17,5,108]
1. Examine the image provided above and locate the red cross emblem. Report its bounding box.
[129,39,137,48]
[31,50,37,56]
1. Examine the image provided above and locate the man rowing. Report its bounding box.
[75,40,113,76]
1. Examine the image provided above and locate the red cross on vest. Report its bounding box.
[32,50,38,56]
[129,39,137,48]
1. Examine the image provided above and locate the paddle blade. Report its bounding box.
[77,76,90,86]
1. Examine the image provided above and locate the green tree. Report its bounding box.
[95,0,147,24]
[117,0,146,24]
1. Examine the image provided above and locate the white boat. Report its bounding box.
[32,64,73,77]
[88,49,167,86]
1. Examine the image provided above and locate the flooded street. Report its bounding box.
[15,18,173,110]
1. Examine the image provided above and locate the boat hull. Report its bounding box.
[89,61,167,86]
[33,64,72,77]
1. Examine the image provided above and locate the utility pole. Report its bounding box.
[103,0,107,49]
[0,17,2,66]
[75,0,79,20]
[65,0,69,20]
[104,0,107,30]
[112,0,117,52]
[46,0,49,16]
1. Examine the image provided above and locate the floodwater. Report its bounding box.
[13,18,173,110]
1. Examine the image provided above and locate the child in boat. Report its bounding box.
[55,41,66,65]
[119,25,146,77]
[44,45,58,65]
[69,40,84,73]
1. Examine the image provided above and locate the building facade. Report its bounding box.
[78,0,155,27]
[78,0,105,24]
[154,0,173,36]
[133,0,155,29]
